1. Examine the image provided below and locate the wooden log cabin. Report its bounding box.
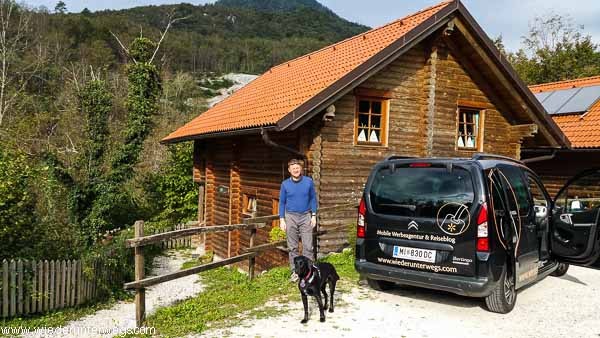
[162,0,569,270]
[523,76,600,196]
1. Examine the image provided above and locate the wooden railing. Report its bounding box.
[123,202,357,327]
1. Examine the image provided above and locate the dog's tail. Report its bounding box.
[329,263,340,282]
[332,269,340,282]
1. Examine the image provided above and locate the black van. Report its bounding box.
[354,154,600,313]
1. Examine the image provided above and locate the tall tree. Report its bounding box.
[509,13,600,84]
[54,1,66,14]
[0,0,43,127]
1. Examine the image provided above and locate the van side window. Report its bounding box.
[498,166,530,216]
[526,173,549,220]
[526,174,548,208]
[556,171,600,214]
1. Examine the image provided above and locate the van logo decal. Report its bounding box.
[408,221,419,231]
[436,203,471,236]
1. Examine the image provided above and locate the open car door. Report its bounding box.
[551,168,600,269]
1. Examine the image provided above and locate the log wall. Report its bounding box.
[525,151,600,197]
[316,39,530,252]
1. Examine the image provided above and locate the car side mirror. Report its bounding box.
[534,205,547,218]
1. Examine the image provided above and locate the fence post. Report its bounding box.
[9,260,16,317]
[248,226,257,280]
[134,220,145,327]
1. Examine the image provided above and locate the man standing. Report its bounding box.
[279,158,318,282]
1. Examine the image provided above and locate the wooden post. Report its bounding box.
[71,260,77,306]
[77,261,83,305]
[134,220,145,327]
[49,260,55,311]
[60,260,66,309]
[248,227,257,280]
[43,260,49,311]
[198,183,206,248]
[55,260,61,309]
[2,260,8,317]
[65,260,71,308]
[17,260,23,315]
[24,260,30,315]
[31,260,37,313]
[9,260,16,317]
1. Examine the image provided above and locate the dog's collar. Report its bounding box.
[303,267,313,283]
[303,264,320,283]
[300,265,321,292]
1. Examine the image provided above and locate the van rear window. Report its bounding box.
[369,167,475,217]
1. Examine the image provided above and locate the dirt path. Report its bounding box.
[200,265,600,338]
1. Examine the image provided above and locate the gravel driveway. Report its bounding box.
[22,250,203,338]
[201,265,600,338]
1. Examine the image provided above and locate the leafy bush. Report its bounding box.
[0,147,38,259]
[268,226,286,242]
[143,143,198,226]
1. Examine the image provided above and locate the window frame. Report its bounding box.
[455,106,485,151]
[242,194,257,217]
[353,95,390,147]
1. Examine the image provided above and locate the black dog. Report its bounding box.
[293,255,340,323]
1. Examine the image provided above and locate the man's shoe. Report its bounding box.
[290,272,299,283]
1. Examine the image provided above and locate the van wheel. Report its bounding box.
[367,278,395,291]
[551,263,569,277]
[485,267,516,314]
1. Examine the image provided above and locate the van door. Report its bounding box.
[524,172,551,261]
[494,164,539,288]
[551,168,600,268]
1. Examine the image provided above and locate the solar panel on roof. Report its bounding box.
[540,87,580,114]
[556,85,600,114]
[534,91,552,102]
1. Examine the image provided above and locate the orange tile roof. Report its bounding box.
[529,76,600,148]
[529,75,600,93]
[162,1,453,143]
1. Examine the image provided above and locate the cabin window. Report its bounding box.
[242,194,257,216]
[354,97,388,146]
[456,107,483,150]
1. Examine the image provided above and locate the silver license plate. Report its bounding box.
[392,246,436,263]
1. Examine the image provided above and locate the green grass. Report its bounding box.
[145,248,358,337]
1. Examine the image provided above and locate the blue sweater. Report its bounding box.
[279,176,317,218]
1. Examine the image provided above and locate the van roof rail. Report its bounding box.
[384,155,416,161]
[471,153,523,164]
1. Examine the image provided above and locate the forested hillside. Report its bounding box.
[0,0,367,262]
[41,0,368,74]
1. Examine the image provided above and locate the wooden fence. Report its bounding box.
[0,223,192,319]
[0,259,105,318]
[123,202,357,327]
[151,223,193,249]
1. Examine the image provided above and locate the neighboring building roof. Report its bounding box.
[529,76,600,148]
[163,0,568,148]
[530,76,600,93]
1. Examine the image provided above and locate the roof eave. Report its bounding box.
[160,125,278,144]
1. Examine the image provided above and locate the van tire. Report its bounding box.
[367,278,395,291]
[551,263,569,277]
[484,266,516,314]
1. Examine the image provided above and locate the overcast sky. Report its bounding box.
[22,0,600,52]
